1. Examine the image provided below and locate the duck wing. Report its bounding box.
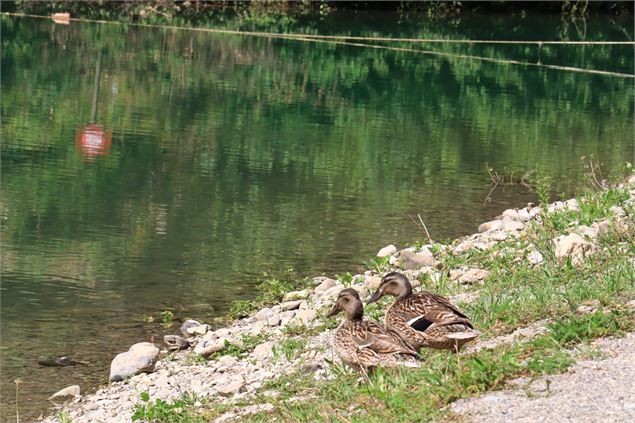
[403,293,473,332]
[352,321,418,356]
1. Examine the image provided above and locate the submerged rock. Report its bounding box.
[109,342,159,382]
[49,385,80,401]
[38,356,87,367]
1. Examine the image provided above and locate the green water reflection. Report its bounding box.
[1,13,633,420]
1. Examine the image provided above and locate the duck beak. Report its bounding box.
[326,303,340,318]
[366,290,382,304]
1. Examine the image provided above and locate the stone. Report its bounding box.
[216,378,245,397]
[478,220,503,233]
[597,220,610,236]
[283,289,311,301]
[289,309,317,327]
[280,300,303,311]
[252,341,274,359]
[279,311,296,326]
[502,209,519,220]
[313,278,337,293]
[217,355,239,369]
[565,198,579,211]
[320,284,344,299]
[195,339,229,356]
[529,206,542,218]
[266,314,281,327]
[577,300,600,315]
[502,218,524,231]
[180,319,202,337]
[163,335,189,351]
[254,308,273,321]
[350,284,369,298]
[49,385,80,401]
[553,233,595,266]
[364,275,382,290]
[249,320,267,336]
[527,249,544,265]
[109,342,159,382]
[397,250,436,270]
[214,328,232,338]
[458,269,491,284]
[517,208,531,222]
[186,324,210,336]
[300,362,323,374]
[377,244,397,257]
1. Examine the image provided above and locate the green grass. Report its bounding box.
[229,273,307,319]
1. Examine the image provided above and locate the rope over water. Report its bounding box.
[3,12,634,79]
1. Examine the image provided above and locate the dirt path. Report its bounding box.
[451,331,635,422]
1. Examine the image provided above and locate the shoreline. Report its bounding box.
[43,174,635,423]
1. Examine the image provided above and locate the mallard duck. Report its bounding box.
[367,271,478,352]
[327,288,419,370]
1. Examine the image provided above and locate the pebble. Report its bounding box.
[377,244,397,257]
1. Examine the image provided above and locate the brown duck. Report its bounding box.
[327,288,419,370]
[367,271,478,351]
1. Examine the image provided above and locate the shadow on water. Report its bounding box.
[1,11,633,421]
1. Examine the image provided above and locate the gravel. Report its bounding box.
[451,331,635,422]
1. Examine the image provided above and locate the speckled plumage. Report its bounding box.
[328,288,419,370]
[368,272,478,351]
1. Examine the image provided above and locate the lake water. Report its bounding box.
[1,12,633,421]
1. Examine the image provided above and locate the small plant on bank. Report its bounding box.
[132,392,204,423]
[364,256,391,273]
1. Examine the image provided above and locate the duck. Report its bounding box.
[367,271,478,352]
[327,288,419,370]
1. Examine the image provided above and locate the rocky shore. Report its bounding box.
[43,175,635,423]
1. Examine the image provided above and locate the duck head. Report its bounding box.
[326,288,364,321]
[366,271,413,304]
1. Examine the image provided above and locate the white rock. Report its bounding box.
[527,249,544,265]
[478,220,503,233]
[254,308,273,321]
[217,355,239,369]
[49,385,80,401]
[565,198,579,211]
[502,209,519,220]
[195,339,229,356]
[279,311,296,326]
[313,278,337,293]
[187,324,210,335]
[216,378,245,397]
[517,208,531,222]
[280,300,303,311]
[377,244,397,257]
[321,284,344,299]
[397,249,436,270]
[252,341,274,359]
[180,319,202,337]
[365,275,382,290]
[266,314,281,327]
[529,206,542,218]
[289,309,317,327]
[553,233,595,266]
[283,289,311,301]
[109,342,159,382]
[502,217,524,231]
[458,269,491,284]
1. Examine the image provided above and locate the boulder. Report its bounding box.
[186,324,210,336]
[280,300,303,311]
[163,335,189,351]
[180,319,202,337]
[195,338,229,356]
[397,250,436,270]
[252,341,274,359]
[377,244,397,258]
[478,220,503,233]
[49,385,80,401]
[502,218,524,231]
[553,233,595,266]
[289,309,317,327]
[254,308,273,321]
[216,378,245,397]
[365,275,382,290]
[502,209,519,220]
[283,289,311,301]
[109,342,159,382]
[313,278,337,293]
